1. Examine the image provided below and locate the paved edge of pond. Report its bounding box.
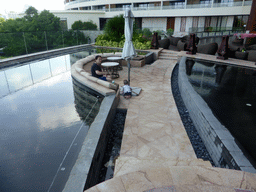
[84,50,256,192]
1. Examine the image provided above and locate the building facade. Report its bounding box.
[56,0,252,36]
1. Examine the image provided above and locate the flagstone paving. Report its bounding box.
[84,49,256,192]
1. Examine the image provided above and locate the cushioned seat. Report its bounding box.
[197,43,218,55]
[168,44,179,51]
[177,40,187,51]
[158,38,170,49]
[247,50,256,62]
[235,51,248,60]
[246,44,256,50]
[232,39,244,45]
[168,36,181,46]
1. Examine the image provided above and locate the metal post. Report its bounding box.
[28,64,34,84]
[4,71,11,94]
[62,30,64,47]
[76,30,79,45]
[127,58,131,84]
[44,31,48,51]
[23,32,28,54]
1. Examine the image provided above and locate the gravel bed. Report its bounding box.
[171,64,215,166]
[98,109,127,183]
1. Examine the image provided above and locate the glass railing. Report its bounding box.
[213,1,243,7]
[162,5,185,9]
[186,3,212,8]
[0,30,90,57]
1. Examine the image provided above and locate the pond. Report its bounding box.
[0,53,101,192]
[186,59,256,164]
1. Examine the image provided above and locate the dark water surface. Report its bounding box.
[0,54,100,191]
[187,60,256,165]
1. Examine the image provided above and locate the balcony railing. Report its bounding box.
[189,27,246,37]
[65,0,252,11]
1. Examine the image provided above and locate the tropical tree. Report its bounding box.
[24,6,38,22]
[0,6,88,56]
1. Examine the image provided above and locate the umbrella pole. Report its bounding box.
[128,58,131,85]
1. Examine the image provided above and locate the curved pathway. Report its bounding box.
[85,50,256,192]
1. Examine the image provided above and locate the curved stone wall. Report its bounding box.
[71,53,120,96]
[178,56,256,173]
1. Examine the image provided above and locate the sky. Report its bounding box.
[0,0,65,16]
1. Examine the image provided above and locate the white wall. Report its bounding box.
[142,17,167,31]
[52,11,104,29]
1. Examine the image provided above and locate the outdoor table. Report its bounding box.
[101,62,119,79]
[107,56,123,70]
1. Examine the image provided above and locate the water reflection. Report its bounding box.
[72,79,102,126]
[186,59,256,164]
[0,51,102,191]
[0,55,70,98]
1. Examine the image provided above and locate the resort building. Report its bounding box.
[61,0,252,36]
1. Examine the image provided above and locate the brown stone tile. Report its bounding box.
[120,171,155,191]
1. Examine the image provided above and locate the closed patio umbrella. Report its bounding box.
[122,7,137,84]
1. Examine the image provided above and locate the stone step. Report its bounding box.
[161,50,179,54]
[160,53,177,56]
[114,156,212,177]
[158,56,177,60]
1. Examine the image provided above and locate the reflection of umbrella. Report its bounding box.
[122,8,137,84]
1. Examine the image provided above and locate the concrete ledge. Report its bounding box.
[178,51,256,69]
[178,56,256,173]
[63,94,119,191]
[0,44,93,68]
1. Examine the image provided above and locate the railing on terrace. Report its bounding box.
[65,0,96,5]
[192,29,246,38]
[66,0,252,11]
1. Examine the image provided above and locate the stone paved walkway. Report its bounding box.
[85,50,256,192]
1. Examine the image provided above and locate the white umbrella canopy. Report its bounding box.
[122,8,137,84]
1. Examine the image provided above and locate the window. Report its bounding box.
[233,15,249,28]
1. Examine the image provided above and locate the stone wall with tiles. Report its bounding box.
[178,56,256,173]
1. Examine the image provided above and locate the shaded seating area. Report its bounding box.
[228,35,256,62]
[157,34,256,62]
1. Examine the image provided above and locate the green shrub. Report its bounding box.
[95,15,151,50]
[167,28,174,36]
[104,14,125,42]
[72,20,97,30]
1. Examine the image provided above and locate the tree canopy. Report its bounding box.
[0,7,61,32]
[0,6,88,57]
[71,20,97,30]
